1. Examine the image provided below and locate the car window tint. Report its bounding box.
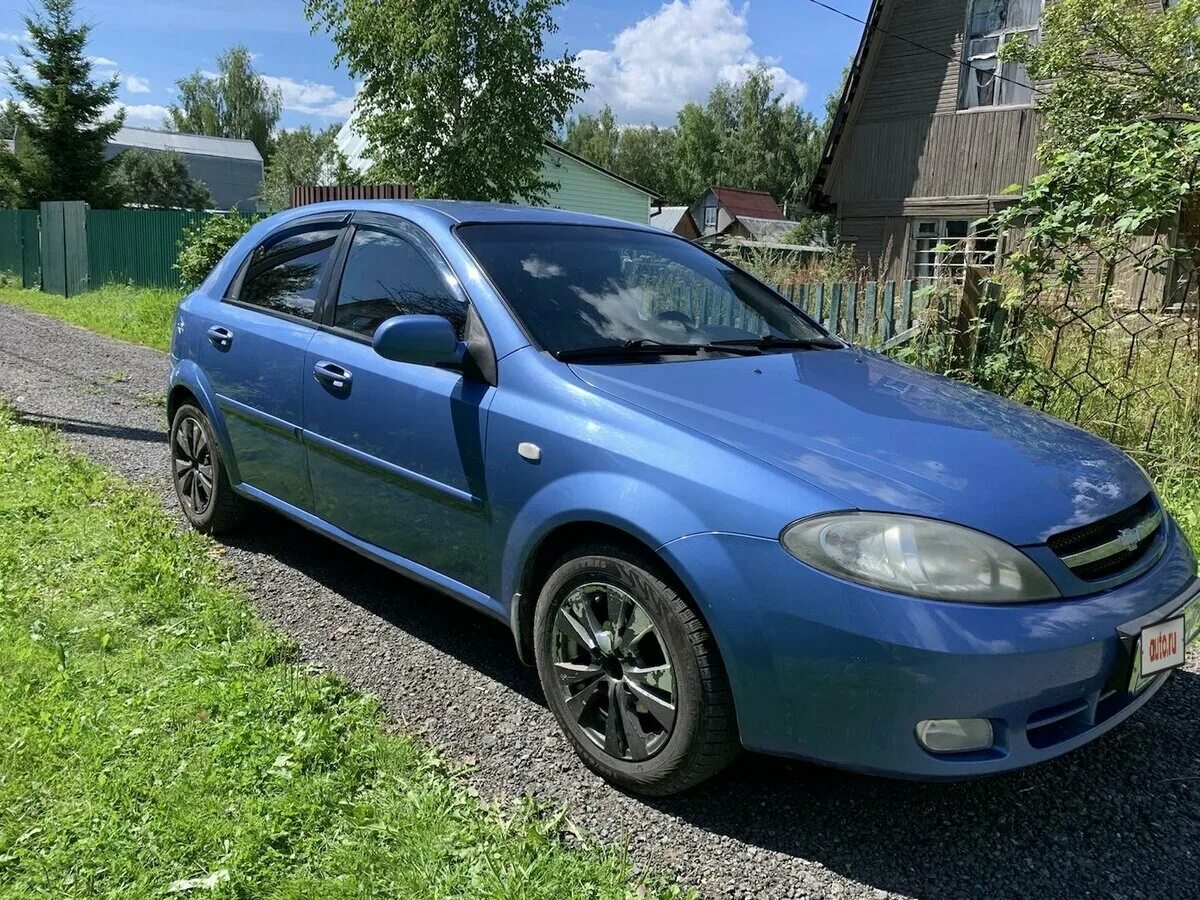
[239,226,341,320]
[456,223,828,354]
[333,227,467,338]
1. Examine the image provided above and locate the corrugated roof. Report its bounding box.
[109,126,262,162]
[649,206,691,232]
[712,187,785,220]
[738,216,800,243]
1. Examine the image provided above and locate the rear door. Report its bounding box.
[195,215,348,512]
[301,213,494,592]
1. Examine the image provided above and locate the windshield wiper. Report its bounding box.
[554,338,762,362]
[710,334,843,351]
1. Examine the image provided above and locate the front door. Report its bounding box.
[302,218,494,591]
[196,219,345,511]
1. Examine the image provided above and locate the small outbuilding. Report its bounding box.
[649,205,701,239]
[104,127,263,212]
[689,187,786,238]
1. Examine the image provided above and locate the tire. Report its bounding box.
[169,403,245,535]
[533,542,740,795]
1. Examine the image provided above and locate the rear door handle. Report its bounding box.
[313,360,353,390]
[207,326,233,348]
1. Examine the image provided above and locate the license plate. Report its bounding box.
[1140,616,1186,676]
[1128,592,1200,692]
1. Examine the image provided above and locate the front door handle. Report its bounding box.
[313,360,353,390]
[207,325,233,348]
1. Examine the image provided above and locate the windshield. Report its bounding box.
[456,224,833,359]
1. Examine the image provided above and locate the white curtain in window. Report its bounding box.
[961,59,998,108]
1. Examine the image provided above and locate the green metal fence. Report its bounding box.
[0,209,41,288]
[1,206,220,295]
[87,208,215,289]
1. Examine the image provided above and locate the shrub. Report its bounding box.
[176,212,259,288]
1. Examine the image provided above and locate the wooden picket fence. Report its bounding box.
[775,279,991,348]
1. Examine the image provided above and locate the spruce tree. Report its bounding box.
[5,0,123,206]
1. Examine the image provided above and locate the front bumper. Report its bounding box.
[660,518,1199,778]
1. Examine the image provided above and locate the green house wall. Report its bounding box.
[537,146,651,224]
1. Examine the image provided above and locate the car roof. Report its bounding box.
[274,199,660,232]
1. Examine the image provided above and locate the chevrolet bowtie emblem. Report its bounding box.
[1116,527,1141,553]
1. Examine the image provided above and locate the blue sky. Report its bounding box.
[1,0,868,131]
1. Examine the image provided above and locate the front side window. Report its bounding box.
[239,225,341,320]
[911,219,998,284]
[333,227,467,338]
[704,206,718,228]
[959,0,1041,109]
[457,223,830,360]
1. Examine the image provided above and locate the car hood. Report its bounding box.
[570,348,1149,545]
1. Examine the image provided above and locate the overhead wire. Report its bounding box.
[802,0,1049,98]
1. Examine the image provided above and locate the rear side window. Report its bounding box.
[238,226,341,320]
[333,226,466,338]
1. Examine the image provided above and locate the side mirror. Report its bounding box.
[372,314,463,368]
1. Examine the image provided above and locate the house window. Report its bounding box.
[959,0,1042,109]
[910,219,998,284]
[704,206,718,229]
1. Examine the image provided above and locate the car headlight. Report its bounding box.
[781,512,1059,602]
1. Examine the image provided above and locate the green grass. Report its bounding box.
[0,283,180,352]
[0,405,683,899]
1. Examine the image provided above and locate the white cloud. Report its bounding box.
[90,55,119,67]
[125,74,151,93]
[576,0,807,124]
[263,74,354,118]
[106,102,169,128]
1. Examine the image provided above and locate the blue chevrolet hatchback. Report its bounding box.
[169,201,1199,794]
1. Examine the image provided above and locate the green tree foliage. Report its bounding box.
[562,105,683,202]
[110,149,213,210]
[168,45,282,162]
[3,0,123,207]
[562,68,823,209]
[305,0,587,203]
[610,124,680,201]
[993,0,1200,290]
[1003,0,1200,152]
[994,122,1200,284]
[176,211,259,288]
[0,101,21,208]
[260,124,358,212]
[562,105,619,170]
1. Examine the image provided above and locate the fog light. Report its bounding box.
[915,718,993,753]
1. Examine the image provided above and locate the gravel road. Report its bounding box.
[1,300,1198,900]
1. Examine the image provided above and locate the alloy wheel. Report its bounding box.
[172,415,214,516]
[550,582,677,762]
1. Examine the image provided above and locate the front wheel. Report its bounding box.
[533,543,740,795]
[169,403,245,535]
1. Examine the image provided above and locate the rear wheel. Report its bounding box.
[533,543,740,795]
[169,403,244,535]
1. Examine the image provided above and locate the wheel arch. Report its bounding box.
[167,361,241,486]
[510,519,722,677]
